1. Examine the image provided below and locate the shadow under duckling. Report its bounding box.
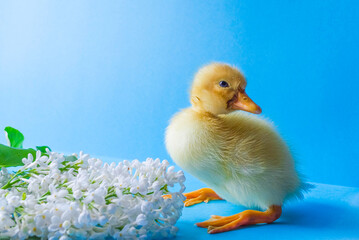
[165,63,312,234]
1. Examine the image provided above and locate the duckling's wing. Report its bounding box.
[220,112,279,174]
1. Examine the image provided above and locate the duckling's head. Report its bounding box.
[190,63,262,116]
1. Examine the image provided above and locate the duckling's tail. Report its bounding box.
[290,181,315,201]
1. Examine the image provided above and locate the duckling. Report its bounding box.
[165,63,311,234]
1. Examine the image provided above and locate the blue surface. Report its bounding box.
[174,173,359,240]
[0,1,358,187]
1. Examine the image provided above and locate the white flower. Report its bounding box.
[21,194,37,208]
[0,212,15,229]
[141,201,153,214]
[6,194,21,208]
[27,178,40,192]
[83,187,106,205]
[59,235,71,240]
[48,189,68,202]
[61,202,80,222]
[48,215,66,233]
[22,153,33,165]
[34,210,51,228]
[136,214,148,226]
[72,189,81,199]
[0,168,11,187]
[0,197,13,213]
[130,178,148,195]
[77,208,91,228]
[24,218,42,237]
[0,151,185,239]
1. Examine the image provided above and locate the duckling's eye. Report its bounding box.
[219,81,229,88]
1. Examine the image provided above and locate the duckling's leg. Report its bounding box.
[163,188,222,206]
[196,205,282,234]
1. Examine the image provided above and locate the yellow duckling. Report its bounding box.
[165,63,310,234]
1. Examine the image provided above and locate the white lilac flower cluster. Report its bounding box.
[0,151,186,239]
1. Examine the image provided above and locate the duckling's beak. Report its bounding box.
[230,91,262,114]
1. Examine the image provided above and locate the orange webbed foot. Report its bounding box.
[163,188,222,206]
[196,205,282,234]
[183,188,223,207]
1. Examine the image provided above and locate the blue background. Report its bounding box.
[1,0,359,189]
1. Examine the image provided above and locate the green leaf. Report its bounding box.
[64,155,77,162]
[36,146,52,153]
[4,126,25,148]
[0,144,36,168]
